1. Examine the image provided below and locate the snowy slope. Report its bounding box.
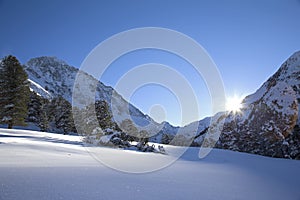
[244,51,300,124]
[0,128,300,200]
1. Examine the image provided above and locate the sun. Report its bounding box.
[226,95,243,113]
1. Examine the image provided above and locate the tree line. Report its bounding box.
[0,55,75,133]
[0,55,153,144]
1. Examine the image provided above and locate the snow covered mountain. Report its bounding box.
[197,51,300,159]
[23,51,300,159]
[244,51,300,125]
[24,56,209,142]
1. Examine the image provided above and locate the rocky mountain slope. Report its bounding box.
[197,51,300,159]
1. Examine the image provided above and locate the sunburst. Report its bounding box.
[226,95,243,113]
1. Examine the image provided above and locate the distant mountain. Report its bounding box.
[24,56,209,142]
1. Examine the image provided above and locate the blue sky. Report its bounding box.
[1,0,300,126]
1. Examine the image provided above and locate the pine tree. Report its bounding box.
[0,55,30,129]
[47,96,75,134]
[39,105,49,132]
[95,100,115,130]
[120,119,139,139]
[39,97,50,131]
[78,103,100,135]
[139,130,149,145]
[27,91,49,131]
[72,106,86,134]
[161,133,174,144]
[27,91,43,123]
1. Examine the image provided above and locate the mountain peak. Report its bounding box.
[27,56,69,67]
[25,56,78,102]
[290,50,300,59]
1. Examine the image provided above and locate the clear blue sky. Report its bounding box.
[1,0,300,126]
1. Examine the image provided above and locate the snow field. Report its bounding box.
[0,128,300,200]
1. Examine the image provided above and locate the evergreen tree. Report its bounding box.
[27,91,49,131]
[95,100,115,130]
[47,96,75,134]
[139,130,149,145]
[27,91,43,123]
[71,106,82,133]
[39,104,49,132]
[119,119,149,144]
[119,119,139,140]
[78,103,100,135]
[0,55,30,129]
[161,133,174,144]
[77,100,120,135]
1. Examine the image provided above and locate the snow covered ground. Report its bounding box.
[0,128,300,200]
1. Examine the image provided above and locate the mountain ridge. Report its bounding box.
[24,56,209,142]
[211,51,300,158]
[18,51,300,159]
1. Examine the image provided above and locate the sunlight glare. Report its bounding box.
[226,95,243,113]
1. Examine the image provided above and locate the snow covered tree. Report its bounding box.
[0,55,30,129]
